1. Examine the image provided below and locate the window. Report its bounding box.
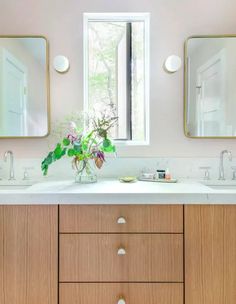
[84,13,150,144]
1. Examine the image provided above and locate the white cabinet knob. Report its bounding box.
[117,248,126,255]
[118,299,126,304]
[117,217,126,224]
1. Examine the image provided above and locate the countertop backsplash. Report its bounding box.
[0,157,235,182]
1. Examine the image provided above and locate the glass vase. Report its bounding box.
[75,159,97,184]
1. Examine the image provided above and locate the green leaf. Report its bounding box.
[100,146,111,153]
[54,143,62,159]
[41,151,54,175]
[63,138,70,146]
[82,143,88,151]
[85,131,94,139]
[42,152,53,166]
[42,164,48,176]
[103,139,111,148]
[53,144,66,159]
[61,148,67,157]
[103,146,113,152]
[67,149,75,157]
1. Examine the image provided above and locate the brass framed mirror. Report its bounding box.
[0,35,50,138]
[184,35,236,138]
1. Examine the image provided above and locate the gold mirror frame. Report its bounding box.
[184,35,236,139]
[0,35,50,139]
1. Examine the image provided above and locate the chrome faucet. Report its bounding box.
[219,150,232,180]
[4,151,15,180]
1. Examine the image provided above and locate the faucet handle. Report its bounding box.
[232,166,236,180]
[22,167,34,180]
[199,166,211,180]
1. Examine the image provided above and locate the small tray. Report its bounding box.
[138,177,178,183]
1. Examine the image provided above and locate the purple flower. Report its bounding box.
[67,133,78,143]
[97,151,105,161]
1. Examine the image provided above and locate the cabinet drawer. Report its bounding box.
[60,283,183,304]
[60,234,183,282]
[59,205,183,233]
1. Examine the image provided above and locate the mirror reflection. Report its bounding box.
[185,36,236,137]
[0,36,49,137]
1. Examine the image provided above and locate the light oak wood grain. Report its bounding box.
[60,233,183,282]
[0,205,58,304]
[59,205,183,233]
[60,283,183,304]
[185,205,236,304]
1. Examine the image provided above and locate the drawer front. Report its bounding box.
[59,205,183,233]
[60,234,183,282]
[60,283,183,304]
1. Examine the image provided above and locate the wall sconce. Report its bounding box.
[164,55,182,73]
[53,55,70,73]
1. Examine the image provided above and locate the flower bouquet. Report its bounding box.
[41,112,117,183]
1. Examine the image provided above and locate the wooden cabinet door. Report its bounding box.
[0,205,58,304]
[60,233,183,282]
[185,205,236,304]
[60,283,183,304]
[60,205,183,233]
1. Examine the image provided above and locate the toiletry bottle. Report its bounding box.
[165,168,171,180]
[156,169,165,179]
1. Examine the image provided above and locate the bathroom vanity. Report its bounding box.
[0,180,236,304]
[0,6,236,304]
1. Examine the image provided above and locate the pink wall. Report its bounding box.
[1,0,236,158]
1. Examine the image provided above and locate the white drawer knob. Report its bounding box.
[117,217,126,224]
[118,299,126,304]
[117,248,126,255]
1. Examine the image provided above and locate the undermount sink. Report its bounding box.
[207,185,236,190]
[0,181,33,190]
[202,180,236,190]
[0,185,31,190]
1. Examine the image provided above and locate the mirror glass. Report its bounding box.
[185,36,236,137]
[0,36,49,137]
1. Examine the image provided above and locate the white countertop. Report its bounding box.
[0,178,236,204]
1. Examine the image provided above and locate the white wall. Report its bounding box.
[0,0,236,158]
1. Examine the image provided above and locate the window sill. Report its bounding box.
[114,140,150,146]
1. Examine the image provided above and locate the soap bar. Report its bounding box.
[119,176,137,183]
